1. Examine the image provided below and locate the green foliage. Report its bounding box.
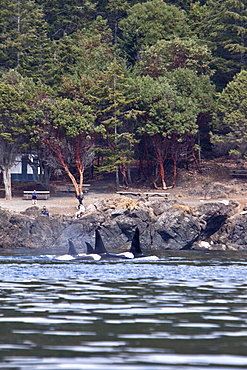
[0,83,29,143]
[212,70,247,158]
[0,80,29,196]
[35,0,97,39]
[30,96,97,140]
[119,0,191,63]
[132,68,214,138]
[46,17,115,88]
[0,0,234,184]
[198,0,247,90]
[29,94,99,188]
[88,61,140,172]
[167,68,216,113]
[0,0,52,80]
[134,37,213,77]
[1,70,54,101]
[130,68,215,186]
[187,1,210,36]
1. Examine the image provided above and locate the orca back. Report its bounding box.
[68,239,78,256]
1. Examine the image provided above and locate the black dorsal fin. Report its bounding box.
[68,239,78,256]
[95,228,108,255]
[86,241,95,255]
[129,227,143,257]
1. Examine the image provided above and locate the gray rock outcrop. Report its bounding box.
[0,196,245,252]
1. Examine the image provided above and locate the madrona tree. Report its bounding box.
[0,83,29,199]
[131,69,215,189]
[30,96,101,196]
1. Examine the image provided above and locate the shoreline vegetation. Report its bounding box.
[1,1,247,209]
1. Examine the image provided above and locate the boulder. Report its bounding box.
[153,205,202,250]
[194,200,239,238]
[208,212,247,250]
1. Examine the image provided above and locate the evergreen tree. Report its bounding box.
[105,0,130,46]
[88,61,139,187]
[212,69,247,161]
[119,0,191,64]
[199,0,247,90]
[0,0,52,80]
[35,0,97,39]
[46,17,115,88]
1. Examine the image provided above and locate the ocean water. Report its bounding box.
[0,250,247,369]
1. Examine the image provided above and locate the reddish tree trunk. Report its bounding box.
[151,134,168,190]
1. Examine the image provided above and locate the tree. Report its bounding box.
[1,70,58,189]
[0,0,52,80]
[46,16,115,88]
[35,0,97,39]
[88,61,140,188]
[131,69,215,188]
[60,59,140,188]
[0,83,29,199]
[119,0,191,63]
[105,0,130,46]
[30,96,100,196]
[134,36,213,78]
[197,0,247,90]
[212,69,247,162]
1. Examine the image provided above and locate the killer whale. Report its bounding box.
[56,238,101,261]
[118,227,144,258]
[62,227,158,261]
[129,227,147,258]
[63,229,130,261]
[85,241,96,255]
[68,239,78,257]
[93,227,158,260]
[119,227,159,260]
[94,228,130,260]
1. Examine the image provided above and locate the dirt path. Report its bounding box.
[1,172,247,216]
[0,192,114,216]
[1,188,246,217]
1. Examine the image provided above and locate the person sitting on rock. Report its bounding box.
[41,205,49,216]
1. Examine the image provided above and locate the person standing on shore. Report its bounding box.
[77,192,84,209]
[32,190,37,205]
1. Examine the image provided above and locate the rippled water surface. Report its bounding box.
[1,251,247,369]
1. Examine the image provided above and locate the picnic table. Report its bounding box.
[116,191,170,200]
[23,190,50,200]
[55,184,91,193]
[229,169,247,178]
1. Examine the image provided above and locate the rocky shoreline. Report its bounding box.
[0,192,247,253]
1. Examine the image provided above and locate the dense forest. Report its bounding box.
[0,0,247,199]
